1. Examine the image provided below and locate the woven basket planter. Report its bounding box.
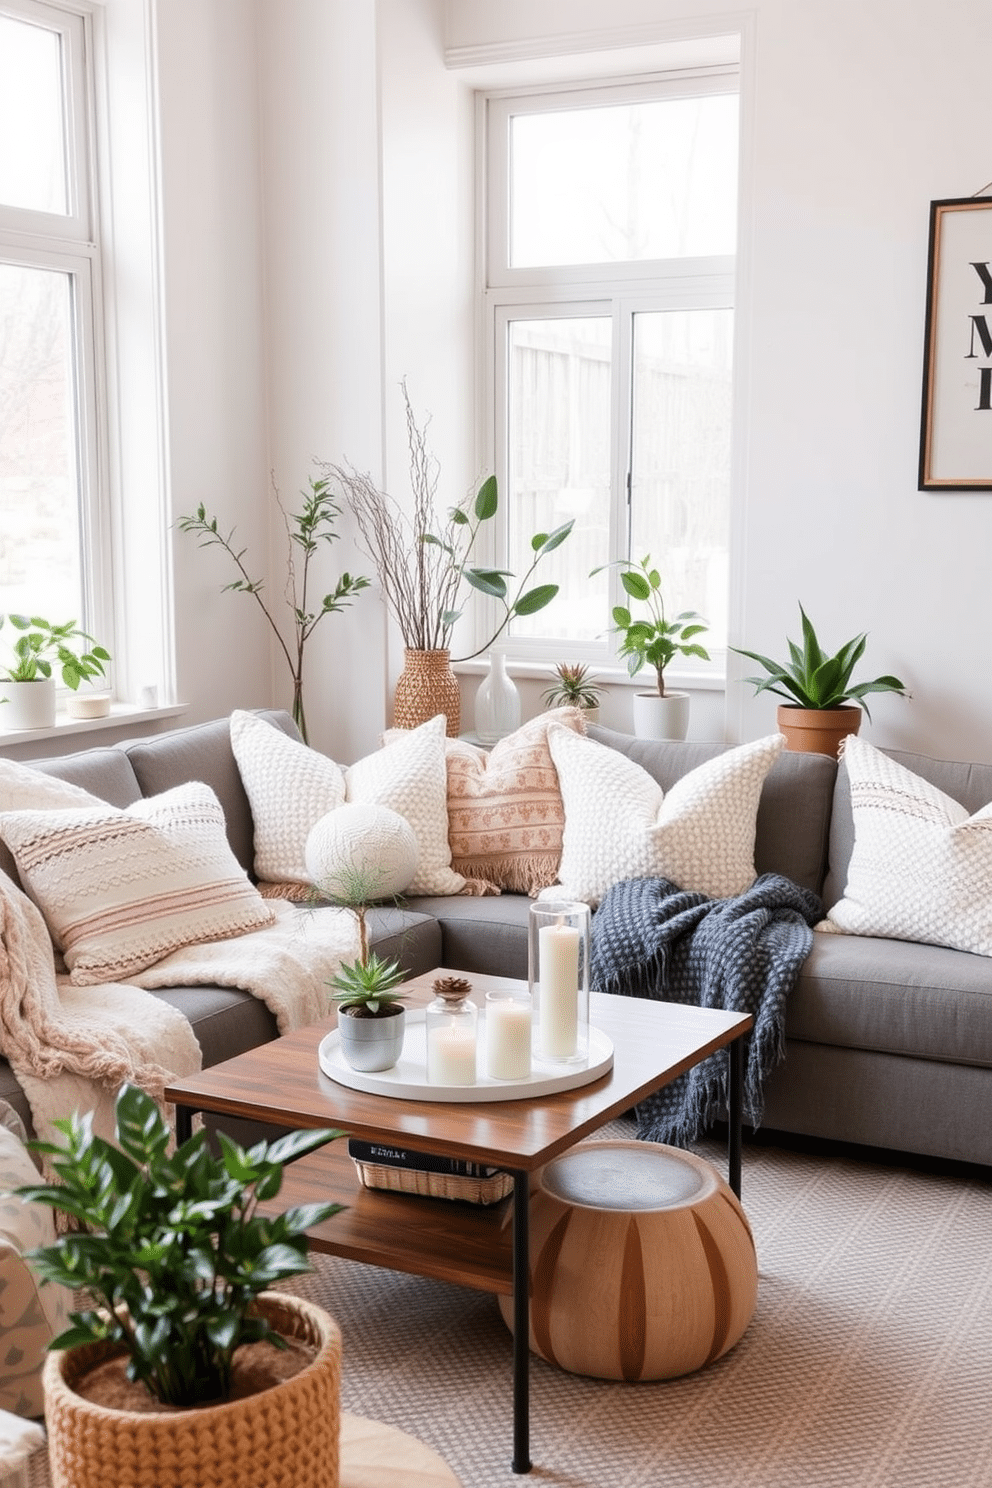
[392,648,461,736]
[42,1292,342,1488]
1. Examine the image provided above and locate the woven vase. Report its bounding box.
[43,1293,341,1488]
[392,648,461,737]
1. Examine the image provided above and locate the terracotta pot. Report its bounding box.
[43,1292,342,1488]
[631,690,690,741]
[776,703,861,758]
[392,648,460,737]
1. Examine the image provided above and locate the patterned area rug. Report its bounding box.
[26,1120,992,1488]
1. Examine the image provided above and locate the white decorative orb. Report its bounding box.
[304,803,420,901]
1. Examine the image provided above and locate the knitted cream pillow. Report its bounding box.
[0,756,105,887]
[230,709,346,890]
[0,1107,71,1417]
[821,735,992,954]
[545,725,785,907]
[346,714,466,896]
[0,782,275,984]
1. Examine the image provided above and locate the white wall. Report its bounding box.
[150,0,992,763]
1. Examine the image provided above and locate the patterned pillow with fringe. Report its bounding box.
[441,708,587,895]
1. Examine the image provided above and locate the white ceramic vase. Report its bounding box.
[631,690,690,741]
[0,677,57,730]
[475,646,521,745]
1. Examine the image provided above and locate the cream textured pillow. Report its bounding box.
[546,726,785,906]
[822,735,992,954]
[346,714,466,896]
[0,782,275,985]
[230,709,345,888]
[0,1117,71,1417]
[442,708,587,894]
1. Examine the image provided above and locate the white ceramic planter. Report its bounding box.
[0,677,57,730]
[631,691,690,741]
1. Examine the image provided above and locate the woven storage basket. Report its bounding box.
[353,1158,513,1205]
[42,1292,341,1488]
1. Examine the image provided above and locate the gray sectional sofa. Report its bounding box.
[2,710,990,1168]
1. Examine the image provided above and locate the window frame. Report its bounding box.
[0,0,113,691]
[477,69,738,678]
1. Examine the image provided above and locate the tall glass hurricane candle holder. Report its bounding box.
[528,900,591,1065]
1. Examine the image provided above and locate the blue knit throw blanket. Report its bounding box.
[590,873,823,1147]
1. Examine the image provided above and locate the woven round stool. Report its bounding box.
[499,1140,757,1382]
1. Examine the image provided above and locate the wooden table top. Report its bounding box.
[166,969,752,1174]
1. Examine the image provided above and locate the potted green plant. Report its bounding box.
[592,555,709,740]
[732,603,909,756]
[322,382,574,736]
[17,1082,345,1488]
[0,614,111,731]
[541,662,603,721]
[179,473,370,744]
[322,862,409,1073]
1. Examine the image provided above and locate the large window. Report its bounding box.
[0,0,110,677]
[483,75,738,671]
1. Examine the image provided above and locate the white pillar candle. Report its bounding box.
[538,921,580,1058]
[485,997,532,1081]
[427,1025,477,1085]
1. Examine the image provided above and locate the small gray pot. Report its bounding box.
[337,1005,406,1072]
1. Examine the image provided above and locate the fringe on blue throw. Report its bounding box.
[590,873,823,1148]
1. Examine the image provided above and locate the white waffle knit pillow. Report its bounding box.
[0,782,275,984]
[346,714,466,896]
[544,725,784,907]
[230,710,346,890]
[821,735,992,954]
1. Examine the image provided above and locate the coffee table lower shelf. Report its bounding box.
[261,1141,514,1295]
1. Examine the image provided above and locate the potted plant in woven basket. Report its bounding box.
[733,603,909,757]
[18,1083,346,1488]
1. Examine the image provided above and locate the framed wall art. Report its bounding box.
[919,196,992,491]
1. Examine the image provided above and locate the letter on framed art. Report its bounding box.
[919,197,992,491]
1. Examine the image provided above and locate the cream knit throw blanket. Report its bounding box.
[0,872,359,1151]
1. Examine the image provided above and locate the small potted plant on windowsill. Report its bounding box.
[17,1082,345,1488]
[542,662,603,722]
[592,555,709,740]
[732,603,910,757]
[0,615,111,731]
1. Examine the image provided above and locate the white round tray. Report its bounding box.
[318,1010,614,1103]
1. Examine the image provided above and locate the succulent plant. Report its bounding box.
[541,662,602,711]
[330,951,406,1016]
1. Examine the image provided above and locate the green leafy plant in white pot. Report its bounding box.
[593,555,709,740]
[0,615,111,731]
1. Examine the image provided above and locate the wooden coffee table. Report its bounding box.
[165,970,752,1476]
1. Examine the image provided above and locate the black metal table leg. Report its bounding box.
[728,1036,743,1199]
[511,1168,531,1473]
[174,1102,193,1146]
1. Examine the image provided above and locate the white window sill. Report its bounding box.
[0,702,188,752]
[453,658,727,693]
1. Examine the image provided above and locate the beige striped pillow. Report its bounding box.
[0,782,274,985]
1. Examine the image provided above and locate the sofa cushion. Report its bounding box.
[440,708,587,894]
[345,715,466,896]
[822,736,992,955]
[791,932,992,1068]
[586,723,836,896]
[824,743,992,908]
[122,711,298,876]
[545,725,785,906]
[230,708,346,891]
[0,782,275,984]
